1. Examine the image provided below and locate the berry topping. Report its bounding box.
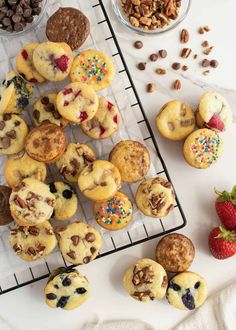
[54,55,69,72]
[62,189,73,199]
[64,101,69,107]
[21,49,28,60]
[107,101,113,110]
[49,183,57,193]
[79,111,88,122]
[17,97,29,108]
[46,293,57,300]
[56,296,69,308]
[113,115,118,124]
[62,277,71,287]
[76,287,87,294]
[169,282,181,291]
[194,281,201,289]
[99,125,106,136]
[63,88,73,95]
[205,114,224,132]
[29,78,38,83]
[182,289,195,310]
[74,90,81,98]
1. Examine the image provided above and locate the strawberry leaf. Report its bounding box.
[217,226,236,242]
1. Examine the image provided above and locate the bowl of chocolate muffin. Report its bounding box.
[0,0,48,37]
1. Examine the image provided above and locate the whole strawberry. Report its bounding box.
[208,226,236,259]
[215,186,236,230]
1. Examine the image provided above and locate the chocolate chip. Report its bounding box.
[3,114,11,121]
[6,9,14,17]
[172,62,181,70]
[49,182,57,193]
[210,59,218,68]
[6,129,16,139]
[23,8,32,17]
[32,6,41,15]
[76,287,87,294]
[33,109,40,121]
[56,296,69,308]
[90,247,96,254]
[71,235,80,246]
[149,53,158,62]
[67,251,76,260]
[5,24,13,32]
[85,232,95,243]
[62,277,71,287]
[83,256,90,264]
[62,189,73,199]
[0,0,5,7]
[159,49,167,58]
[44,103,55,112]
[25,15,33,22]
[41,96,49,105]
[8,0,18,5]
[134,40,143,49]
[12,14,21,23]
[0,121,5,130]
[194,281,201,289]
[52,111,61,119]
[137,62,146,70]
[46,293,57,300]
[2,17,11,25]
[202,59,210,67]
[1,136,10,148]
[14,22,24,31]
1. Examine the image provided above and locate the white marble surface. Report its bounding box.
[1,0,236,329]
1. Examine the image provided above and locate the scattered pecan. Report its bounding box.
[13,243,22,254]
[180,28,189,43]
[14,196,27,208]
[149,193,166,214]
[133,290,154,301]
[173,79,181,90]
[28,226,40,236]
[147,83,156,93]
[203,46,214,55]
[132,264,155,286]
[181,47,192,58]
[155,68,166,75]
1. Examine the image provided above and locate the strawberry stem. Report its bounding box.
[217,226,236,242]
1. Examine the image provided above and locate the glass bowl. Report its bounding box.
[112,0,192,36]
[0,0,48,38]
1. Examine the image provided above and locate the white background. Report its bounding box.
[1,0,236,329]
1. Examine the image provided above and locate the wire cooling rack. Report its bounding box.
[0,0,186,295]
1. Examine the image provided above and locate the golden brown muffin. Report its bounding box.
[109,140,150,183]
[25,123,66,163]
[156,233,195,272]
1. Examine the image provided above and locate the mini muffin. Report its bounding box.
[196,91,232,132]
[166,272,207,310]
[56,143,96,183]
[123,258,168,302]
[81,97,120,139]
[9,178,56,226]
[49,182,77,221]
[94,191,133,231]
[156,100,195,141]
[44,267,90,310]
[4,153,47,188]
[70,49,116,91]
[156,233,195,272]
[9,222,57,261]
[0,114,28,155]
[0,185,13,226]
[78,160,121,202]
[183,128,223,169]
[0,71,33,115]
[56,82,99,125]
[25,123,66,163]
[32,94,68,128]
[135,177,175,218]
[109,140,150,183]
[16,43,45,84]
[58,221,102,265]
[32,42,74,82]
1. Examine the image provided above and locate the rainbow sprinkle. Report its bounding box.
[95,194,132,226]
[77,52,108,84]
[191,131,221,167]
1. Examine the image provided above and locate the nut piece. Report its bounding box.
[137,62,146,70]
[198,27,205,34]
[210,59,219,68]
[147,83,156,93]
[155,68,166,75]
[159,49,167,58]
[203,46,214,55]
[181,48,192,58]
[202,59,210,67]
[173,79,181,90]
[172,62,181,70]
[134,40,143,49]
[180,28,189,43]
[182,65,189,71]
[203,25,210,32]
[203,70,210,76]
[201,40,209,47]
[193,54,198,59]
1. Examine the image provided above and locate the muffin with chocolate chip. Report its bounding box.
[123,258,168,302]
[58,221,102,265]
[45,267,90,310]
[156,233,195,272]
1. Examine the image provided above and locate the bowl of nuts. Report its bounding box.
[0,0,48,37]
[112,0,192,35]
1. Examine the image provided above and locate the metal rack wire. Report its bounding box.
[0,0,186,295]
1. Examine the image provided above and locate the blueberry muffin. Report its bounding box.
[109,140,150,183]
[49,182,77,221]
[9,222,57,261]
[196,92,232,132]
[156,100,195,141]
[4,153,47,188]
[156,233,195,272]
[44,267,90,310]
[166,272,207,310]
[56,143,96,183]
[59,221,102,265]
[123,258,168,302]
[0,114,28,155]
[9,178,56,226]
[78,160,121,202]
[0,71,33,114]
[135,177,175,218]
